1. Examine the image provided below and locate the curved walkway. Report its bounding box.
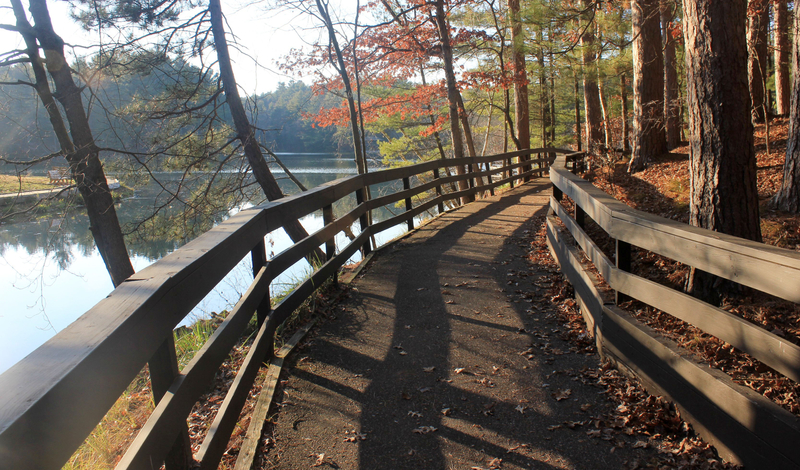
[262,179,662,469]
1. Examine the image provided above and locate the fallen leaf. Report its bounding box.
[408,410,422,418]
[401,392,411,400]
[547,424,562,431]
[441,290,453,295]
[441,407,452,416]
[445,300,456,304]
[488,457,503,468]
[423,366,435,373]
[344,431,367,442]
[399,351,408,356]
[552,389,572,401]
[454,367,466,374]
[515,405,527,414]
[413,425,438,434]
[580,403,592,412]
[418,386,432,393]
[311,453,325,467]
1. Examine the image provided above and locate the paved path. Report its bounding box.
[261,180,662,469]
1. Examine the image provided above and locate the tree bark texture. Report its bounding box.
[575,75,582,151]
[774,0,791,116]
[434,0,472,202]
[581,1,604,152]
[209,0,324,261]
[621,73,631,154]
[771,5,800,212]
[747,0,769,123]
[630,0,666,173]
[27,0,134,287]
[661,0,681,149]
[682,0,761,241]
[508,0,530,152]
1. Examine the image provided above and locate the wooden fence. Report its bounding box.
[547,153,800,469]
[0,148,571,470]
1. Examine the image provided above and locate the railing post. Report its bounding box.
[251,239,271,329]
[433,167,444,214]
[485,161,495,196]
[149,339,193,470]
[553,184,562,203]
[615,239,632,304]
[403,177,414,231]
[508,156,515,189]
[576,205,586,229]
[322,204,338,284]
[356,186,372,256]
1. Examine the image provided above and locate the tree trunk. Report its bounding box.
[621,73,631,154]
[434,0,472,203]
[581,1,604,152]
[599,80,612,152]
[209,0,324,262]
[26,0,134,287]
[629,0,667,173]
[538,37,549,148]
[508,0,530,152]
[747,0,769,123]
[683,0,762,300]
[575,74,582,151]
[662,0,681,149]
[774,0,791,116]
[770,5,800,212]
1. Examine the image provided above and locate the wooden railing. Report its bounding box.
[0,148,572,470]
[547,154,800,469]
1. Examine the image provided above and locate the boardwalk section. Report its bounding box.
[262,180,661,469]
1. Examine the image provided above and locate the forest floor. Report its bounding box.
[571,116,800,419]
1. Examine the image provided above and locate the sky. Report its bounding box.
[0,0,354,95]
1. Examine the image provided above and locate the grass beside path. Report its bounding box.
[0,174,57,194]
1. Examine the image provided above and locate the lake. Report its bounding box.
[0,153,422,374]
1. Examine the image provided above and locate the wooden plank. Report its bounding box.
[0,208,269,470]
[232,319,316,470]
[610,268,800,383]
[549,196,614,279]
[611,214,800,304]
[602,305,800,469]
[116,265,273,470]
[546,217,608,339]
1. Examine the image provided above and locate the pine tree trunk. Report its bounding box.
[683,0,762,299]
[26,0,134,287]
[508,0,530,152]
[661,0,681,149]
[575,75,582,151]
[747,0,769,123]
[630,0,667,173]
[210,0,324,262]
[621,73,631,154]
[581,1,604,152]
[774,0,791,116]
[434,0,472,203]
[770,5,800,212]
[538,38,549,147]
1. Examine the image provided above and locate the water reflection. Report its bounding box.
[0,154,415,374]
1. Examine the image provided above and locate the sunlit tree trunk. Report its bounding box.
[747,0,769,123]
[581,1,603,152]
[508,0,530,152]
[25,0,134,287]
[773,0,791,116]
[771,6,800,212]
[683,0,761,301]
[210,0,324,261]
[434,0,473,203]
[662,0,681,148]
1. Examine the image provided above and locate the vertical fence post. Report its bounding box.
[322,204,337,285]
[433,167,444,214]
[615,239,632,304]
[149,339,193,470]
[251,239,271,329]
[356,186,372,256]
[403,177,414,231]
[485,161,495,196]
[508,156,515,189]
[576,205,586,229]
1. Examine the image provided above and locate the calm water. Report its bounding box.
[0,154,417,374]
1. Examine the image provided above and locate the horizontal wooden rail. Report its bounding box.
[547,153,800,469]
[0,147,572,470]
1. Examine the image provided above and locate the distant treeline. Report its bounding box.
[0,61,346,172]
